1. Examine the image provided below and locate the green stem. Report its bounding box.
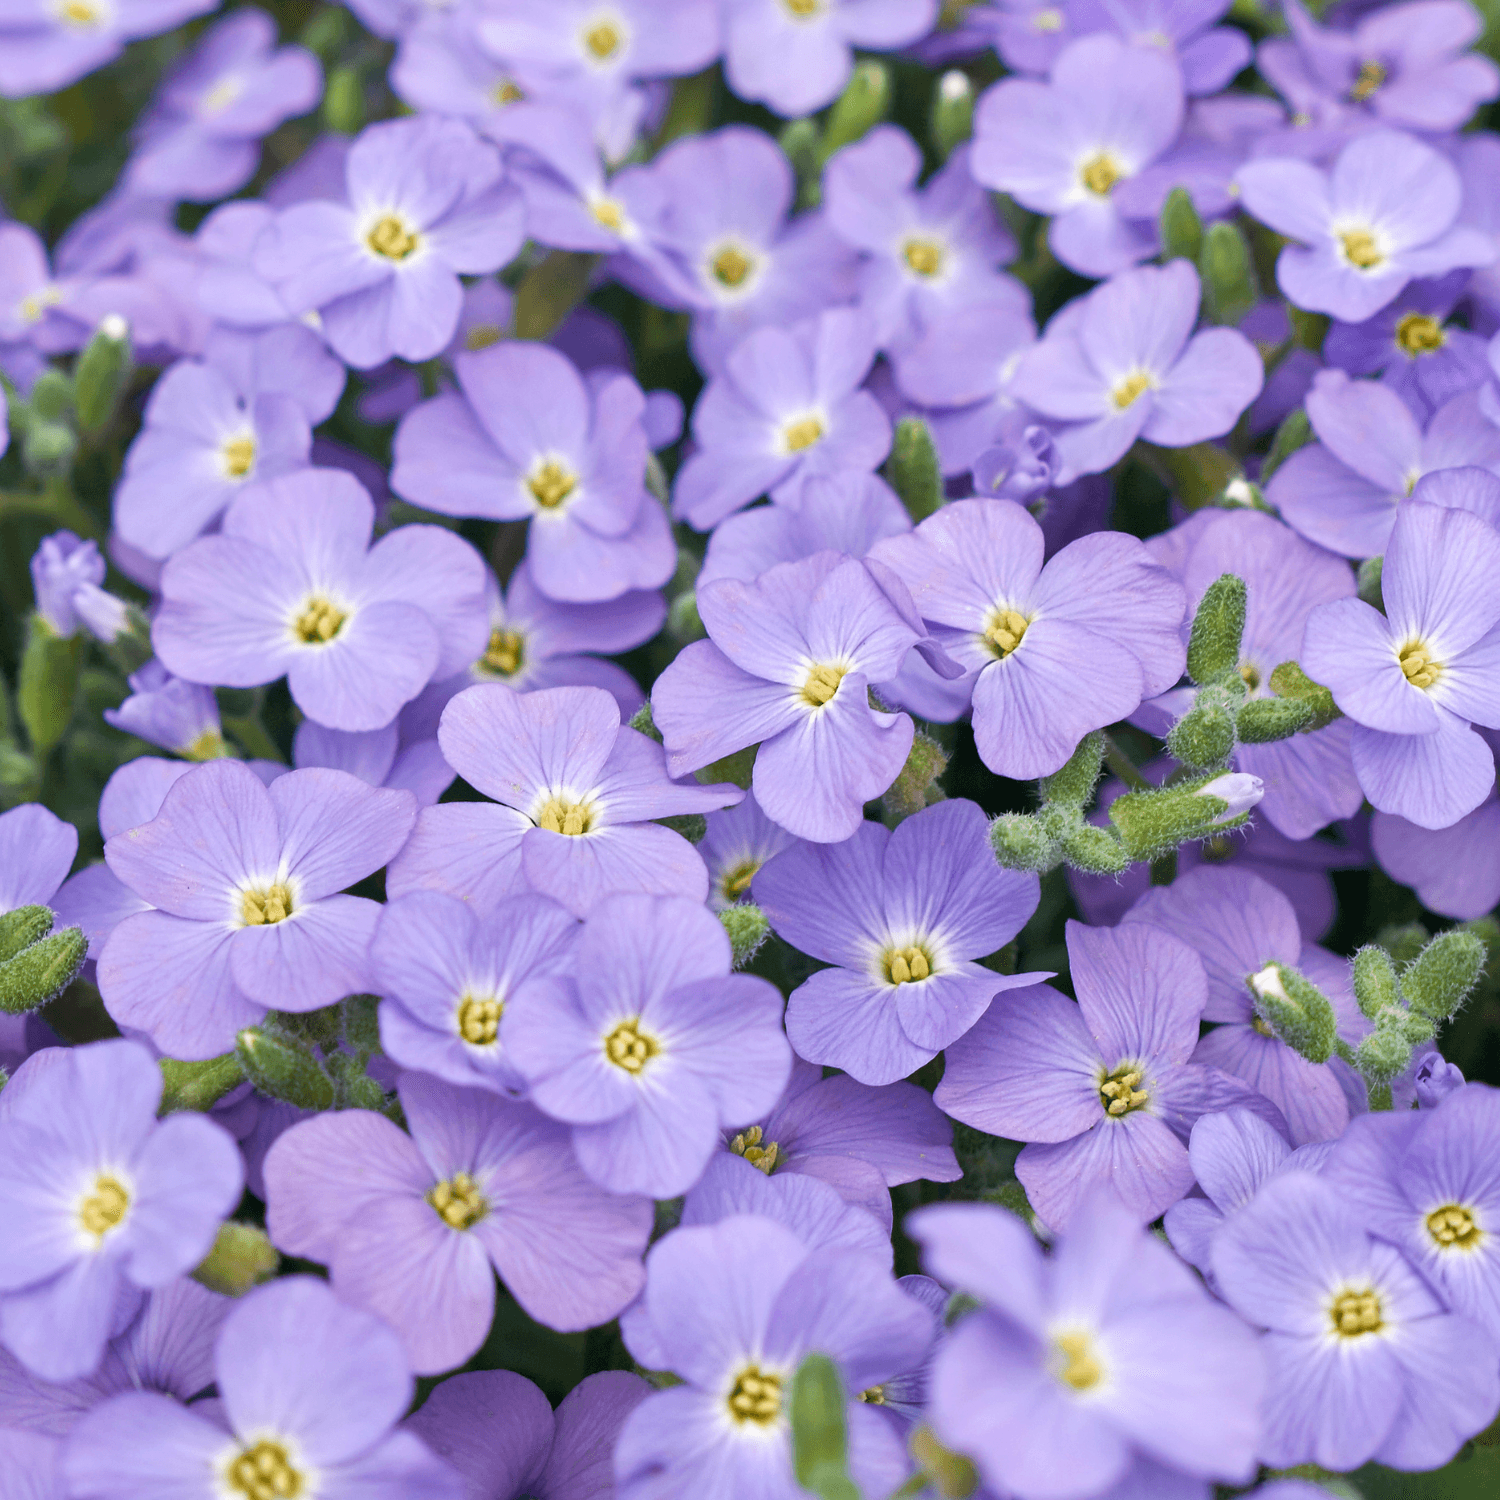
[222,714,284,764]
[1103,734,1150,792]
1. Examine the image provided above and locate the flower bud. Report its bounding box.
[1402,929,1486,1022]
[74,315,133,434]
[1267,660,1341,731]
[1352,945,1401,1022]
[0,922,87,1014]
[1356,1023,1413,1086]
[1248,962,1338,1064]
[1199,220,1258,326]
[1185,573,1247,685]
[1414,1054,1465,1109]
[29,531,102,638]
[1236,695,1315,743]
[884,416,944,523]
[821,59,891,162]
[236,1028,335,1111]
[159,1053,246,1114]
[790,1353,858,1500]
[990,812,1054,871]
[192,1222,279,1297]
[1356,555,1384,612]
[1158,186,1203,263]
[17,612,82,756]
[883,730,949,824]
[720,903,770,969]
[0,904,53,964]
[1167,699,1237,769]
[1039,731,1105,808]
[1193,771,1264,822]
[932,69,975,159]
[21,420,76,476]
[971,427,1055,504]
[1058,823,1129,875]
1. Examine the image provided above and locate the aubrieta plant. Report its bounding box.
[10,1,1500,1497]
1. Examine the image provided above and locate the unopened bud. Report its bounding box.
[1352,945,1401,1022]
[192,1221,279,1297]
[990,812,1054,871]
[932,69,975,159]
[1186,574,1247,685]
[1402,929,1486,1022]
[1248,962,1337,1063]
[720,903,770,969]
[790,1353,857,1500]
[1356,1023,1413,1086]
[1194,771,1263,822]
[0,923,87,1013]
[1259,407,1313,483]
[236,1027,335,1111]
[74,317,133,433]
[1110,774,1262,862]
[884,416,944,523]
[1158,186,1204,263]
[0,904,53,964]
[159,1052,246,1113]
[22,420,76,476]
[1168,699,1237,768]
[883,730,949,824]
[1059,822,1128,874]
[1414,1054,1466,1109]
[628,700,663,744]
[1199,220,1258,326]
[821,60,890,162]
[1357,555,1384,612]
[667,589,704,644]
[1237,695,1315,743]
[1040,732,1105,808]
[909,1427,981,1500]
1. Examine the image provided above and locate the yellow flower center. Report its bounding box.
[784,416,824,452]
[604,1017,659,1073]
[1349,58,1386,102]
[711,245,755,287]
[60,0,100,25]
[79,1176,129,1238]
[1032,6,1063,29]
[885,945,932,985]
[1330,1288,1383,1337]
[1111,371,1153,409]
[1399,640,1442,690]
[480,627,525,677]
[722,860,759,900]
[366,214,420,261]
[799,663,846,707]
[1427,1204,1482,1251]
[1099,1062,1149,1117]
[984,607,1030,658]
[583,19,622,58]
[457,995,501,1046]
[490,78,525,106]
[859,1384,887,1403]
[1395,312,1445,356]
[241,883,293,926]
[528,459,578,510]
[782,0,821,15]
[591,197,625,232]
[1240,661,1261,691]
[293,597,346,645]
[536,797,593,836]
[186,730,228,761]
[466,323,503,351]
[1340,229,1383,270]
[1052,1330,1103,1391]
[903,238,945,278]
[226,1439,303,1500]
[729,1124,780,1174]
[727,1365,783,1424]
[1079,153,1122,197]
[222,434,256,478]
[427,1172,487,1229]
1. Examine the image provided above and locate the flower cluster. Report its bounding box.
[5,1,1500,1498]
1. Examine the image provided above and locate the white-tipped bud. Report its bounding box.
[98,313,129,341]
[1248,962,1290,1006]
[1195,771,1264,822]
[939,70,971,102]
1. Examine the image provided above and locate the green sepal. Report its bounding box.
[28,368,73,422]
[322,64,365,134]
[1236,695,1315,743]
[989,812,1054,872]
[1039,731,1104,808]
[882,730,949,824]
[159,1053,246,1114]
[1167,699,1237,769]
[341,993,382,1056]
[883,416,944,523]
[74,319,133,434]
[1158,186,1204,263]
[236,1027,335,1111]
[666,589,705,644]
[1259,407,1313,483]
[907,1427,981,1499]
[1351,945,1401,1022]
[656,812,708,844]
[1249,962,1338,1064]
[1108,780,1243,862]
[696,743,756,790]
[18,613,82,756]
[513,251,599,340]
[0,924,86,1013]
[1355,1023,1412,1086]
[628,701,663,744]
[1402,929,1486,1022]
[1267,661,1341,731]
[1198,220,1259,326]
[1185,573,1247,684]
[819,59,890,164]
[192,1222,280,1297]
[1356,555,1384,612]
[0,904,52,963]
[790,1353,860,1500]
[720,903,770,969]
[1058,823,1129,875]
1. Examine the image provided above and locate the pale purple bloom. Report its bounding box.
[392,342,675,605]
[673,307,892,528]
[615,1214,934,1499]
[29,533,117,641]
[264,1071,651,1373]
[62,1277,463,1500]
[1212,1170,1499,1472]
[1265,371,1500,557]
[971,34,1185,279]
[291,714,455,809]
[755,798,1043,1086]
[1010,261,1264,482]
[1122,866,1366,1145]
[0,1039,241,1382]
[1236,130,1496,325]
[910,1193,1265,1500]
[389,684,738,918]
[652,552,952,843]
[1084,0,1252,96]
[98,760,416,1060]
[153,469,490,733]
[103,662,222,760]
[371,890,577,1096]
[937,921,1289,1229]
[699,788,799,910]
[199,321,347,426]
[1372,784,1500,919]
[506,893,792,1198]
[1303,498,1500,829]
[0,802,77,916]
[254,116,524,368]
[868,498,1187,780]
[723,0,938,116]
[0,0,214,96]
[124,10,322,202]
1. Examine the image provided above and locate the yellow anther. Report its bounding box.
[457,996,502,1046]
[60,0,99,24]
[903,238,945,277]
[799,663,846,706]
[729,1124,780,1174]
[583,19,622,58]
[860,1384,887,1403]
[1099,1063,1149,1117]
[185,730,228,762]
[241,883,293,926]
[528,459,578,509]
[1340,229,1383,269]
[226,1439,303,1500]
[1330,1288,1383,1337]
[366,214,420,261]
[201,78,243,115]
[222,434,256,478]
[1399,640,1442,690]
[1239,661,1261,691]
[481,627,525,677]
[1032,6,1063,29]
[1349,59,1386,102]
[591,198,625,231]
[711,245,754,287]
[727,1365,783,1424]
[1251,1014,1275,1037]
[1395,313,1445,356]
[1111,371,1152,409]
[985,608,1030,658]
[783,0,821,15]
[604,1017,658,1073]
[465,323,503,351]
[427,1172,487,1229]
[1052,1331,1103,1391]
[491,78,525,106]
[886,945,932,985]
[79,1176,129,1238]
[1079,153,1122,196]
[1427,1204,1481,1250]
[293,597,346,644]
[536,797,592,836]
[722,861,759,900]
[784,416,824,452]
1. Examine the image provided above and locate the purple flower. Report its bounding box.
[936,921,1289,1228]
[1212,1170,1500,1471]
[291,713,456,809]
[971,34,1185,278]
[615,1214,935,1499]
[0,0,214,96]
[0,1039,241,1382]
[61,1276,463,1500]
[124,10,322,202]
[1303,498,1500,829]
[869,498,1187,779]
[388,683,738,917]
[392,341,675,604]
[1089,0,1253,96]
[1009,261,1264,481]
[1236,130,1496,324]
[98,760,416,1060]
[699,788,800,909]
[103,662,223,761]
[254,116,524,368]
[652,552,949,842]
[723,0,939,117]
[1372,783,1500,919]
[909,1193,1265,1499]
[152,469,489,733]
[755,798,1044,1085]
[506,892,792,1198]
[672,307,892,528]
[1122,865,1366,1144]
[0,802,77,915]
[719,1058,961,1230]
[264,1071,651,1373]
[1265,371,1500,558]
[371,890,577,1096]
[29,532,117,640]
[406,1368,652,1500]
[822,126,1021,351]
